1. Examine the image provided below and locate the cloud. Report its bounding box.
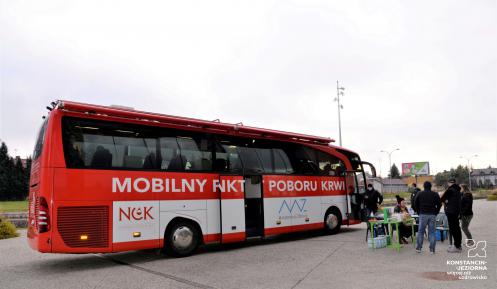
[0,0,495,174]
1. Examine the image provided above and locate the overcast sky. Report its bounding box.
[1,0,496,175]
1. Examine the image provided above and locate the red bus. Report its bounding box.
[28,100,376,257]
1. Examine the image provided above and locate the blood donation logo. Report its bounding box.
[278,199,308,214]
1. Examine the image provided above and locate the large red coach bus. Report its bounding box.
[28,100,376,257]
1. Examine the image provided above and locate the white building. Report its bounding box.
[471,168,497,188]
[367,178,408,193]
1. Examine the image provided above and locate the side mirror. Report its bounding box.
[361,161,377,178]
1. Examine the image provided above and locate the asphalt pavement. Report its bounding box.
[1,199,495,289]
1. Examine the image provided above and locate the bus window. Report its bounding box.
[273,148,294,174]
[214,140,243,173]
[159,137,182,170]
[237,146,264,174]
[114,136,156,169]
[292,145,318,175]
[33,119,48,160]
[62,117,159,170]
[336,148,362,171]
[316,150,343,176]
[176,135,212,171]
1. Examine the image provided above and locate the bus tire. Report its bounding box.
[324,207,342,235]
[164,220,200,257]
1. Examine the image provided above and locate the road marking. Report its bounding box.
[290,242,346,289]
[95,254,216,289]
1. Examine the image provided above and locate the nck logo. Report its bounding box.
[279,199,307,214]
[467,240,487,258]
[119,206,154,221]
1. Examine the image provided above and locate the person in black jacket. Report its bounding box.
[414,181,441,254]
[441,178,463,252]
[410,183,421,212]
[460,184,474,246]
[363,184,383,216]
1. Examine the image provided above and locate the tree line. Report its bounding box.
[0,142,31,201]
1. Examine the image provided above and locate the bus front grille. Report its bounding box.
[57,206,109,248]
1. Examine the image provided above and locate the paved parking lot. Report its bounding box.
[1,199,495,289]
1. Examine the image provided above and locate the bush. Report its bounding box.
[0,217,19,239]
[487,193,497,201]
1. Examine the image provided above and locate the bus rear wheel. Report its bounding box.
[165,221,200,257]
[324,208,342,235]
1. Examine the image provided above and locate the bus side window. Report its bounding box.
[159,137,182,171]
[237,146,264,174]
[214,137,244,173]
[176,135,212,171]
[292,145,318,175]
[316,150,343,176]
[83,134,117,168]
[273,149,294,174]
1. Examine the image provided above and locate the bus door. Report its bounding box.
[244,175,264,238]
[346,171,364,223]
[218,175,246,243]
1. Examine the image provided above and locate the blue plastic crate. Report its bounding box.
[436,230,447,241]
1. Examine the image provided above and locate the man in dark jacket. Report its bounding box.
[410,183,421,211]
[363,184,383,216]
[414,181,441,254]
[441,178,462,252]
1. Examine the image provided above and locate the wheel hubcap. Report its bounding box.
[172,226,193,250]
[326,214,338,229]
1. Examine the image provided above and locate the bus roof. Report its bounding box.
[56,100,335,146]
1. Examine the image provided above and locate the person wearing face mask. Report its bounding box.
[364,184,383,216]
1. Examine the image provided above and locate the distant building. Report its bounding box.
[367,178,407,193]
[471,168,497,188]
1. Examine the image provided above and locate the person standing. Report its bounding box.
[410,183,421,212]
[441,178,463,253]
[460,184,474,246]
[364,184,383,216]
[414,181,441,254]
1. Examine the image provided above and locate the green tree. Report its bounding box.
[0,142,15,200]
[12,157,28,200]
[434,166,471,189]
[390,163,400,178]
[0,142,31,201]
[435,170,449,187]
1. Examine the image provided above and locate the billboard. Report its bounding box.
[402,162,430,176]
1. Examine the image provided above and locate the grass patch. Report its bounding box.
[382,191,411,200]
[473,189,497,200]
[0,200,29,213]
[486,190,497,201]
[382,191,410,205]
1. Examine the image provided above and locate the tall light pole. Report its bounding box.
[335,81,345,146]
[460,154,478,191]
[381,148,400,193]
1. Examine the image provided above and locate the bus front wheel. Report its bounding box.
[165,221,200,257]
[324,208,342,235]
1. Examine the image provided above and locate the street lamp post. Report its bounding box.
[335,81,345,147]
[460,154,478,191]
[381,148,400,193]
